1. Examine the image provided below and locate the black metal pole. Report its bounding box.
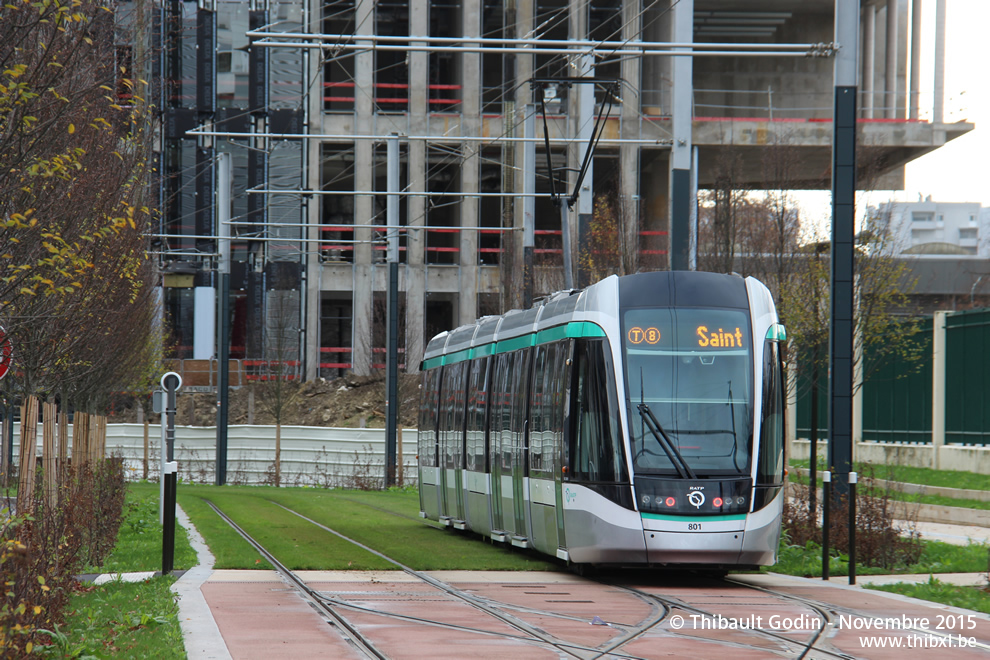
[216,271,229,485]
[161,372,180,575]
[822,471,831,581]
[385,261,399,487]
[848,471,857,585]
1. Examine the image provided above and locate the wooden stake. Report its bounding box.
[43,401,57,509]
[73,412,89,469]
[397,426,404,487]
[57,410,68,485]
[143,418,149,480]
[17,396,39,513]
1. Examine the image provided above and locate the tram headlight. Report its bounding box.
[665,497,676,507]
[713,497,723,508]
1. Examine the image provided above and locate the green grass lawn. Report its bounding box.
[789,459,990,492]
[772,537,990,578]
[39,577,185,659]
[866,577,990,616]
[177,484,560,572]
[86,482,198,573]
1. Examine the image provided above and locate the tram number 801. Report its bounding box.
[687,523,702,531]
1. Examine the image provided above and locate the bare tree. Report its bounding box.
[578,192,626,285]
[252,281,301,486]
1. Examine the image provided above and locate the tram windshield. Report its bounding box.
[623,308,753,477]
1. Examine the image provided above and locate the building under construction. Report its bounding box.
[147,0,970,380]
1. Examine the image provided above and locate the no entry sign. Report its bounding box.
[0,328,11,381]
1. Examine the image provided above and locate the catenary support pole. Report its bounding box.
[828,0,858,497]
[216,152,231,486]
[523,106,536,308]
[385,134,399,487]
[669,0,693,270]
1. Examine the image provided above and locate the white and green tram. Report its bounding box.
[417,270,786,569]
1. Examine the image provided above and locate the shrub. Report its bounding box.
[1,458,126,657]
[784,463,923,572]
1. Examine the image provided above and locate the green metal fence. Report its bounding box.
[860,317,932,444]
[795,309,990,447]
[795,318,932,445]
[945,310,990,446]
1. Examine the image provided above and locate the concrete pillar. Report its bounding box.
[512,0,534,309]
[884,0,898,119]
[619,0,641,276]
[933,0,945,124]
[304,0,321,380]
[575,51,595,287]
[932,311,947,470]
[351,0,375,375]
[669,0,694,270]
[405,0,428,372]
[458,0,481,326]
[909,0,922,119]
[863,2,876,119]
[562,0,587,288]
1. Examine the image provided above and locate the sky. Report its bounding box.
[798,0,989,231]
[899,0,989,206]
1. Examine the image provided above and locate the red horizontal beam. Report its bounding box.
[324,82,462,91]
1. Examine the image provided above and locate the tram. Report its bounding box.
[417,270,786,569]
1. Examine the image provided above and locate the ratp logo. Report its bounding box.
[687,491,706,508]
[564,488,577,504]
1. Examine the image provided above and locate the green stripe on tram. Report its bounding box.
[422,321,607,370]
[641,512,746,522]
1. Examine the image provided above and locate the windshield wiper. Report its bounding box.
[637,403,697,480]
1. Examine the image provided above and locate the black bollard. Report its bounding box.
[822,471,831,581]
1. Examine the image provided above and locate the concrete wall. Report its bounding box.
[693,13,835,120]
[791,438,990,475]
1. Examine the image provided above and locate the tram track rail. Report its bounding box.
[298,494,847,657]
[268,500,664,659]
[205,501,390,660]
[204,496,990,659]
[207,498,663,659]
[205,496,923,659]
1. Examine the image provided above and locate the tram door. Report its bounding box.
[510,349,532,540]
[489,352,511,534]
[554,340,574,553]
[439,363,467,522]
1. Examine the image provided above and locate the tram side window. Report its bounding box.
[440,361,467,470]
[548,342,568,474]
[757,341,785,486]
[570,339,627,483]
[489,352,512,471]
[465,357,489,472]
[418,368,440,468]
[529,346,549,476]
[508,349,532,470]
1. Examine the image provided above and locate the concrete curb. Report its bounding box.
[786,479,990,527]
[172,505,232,660]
